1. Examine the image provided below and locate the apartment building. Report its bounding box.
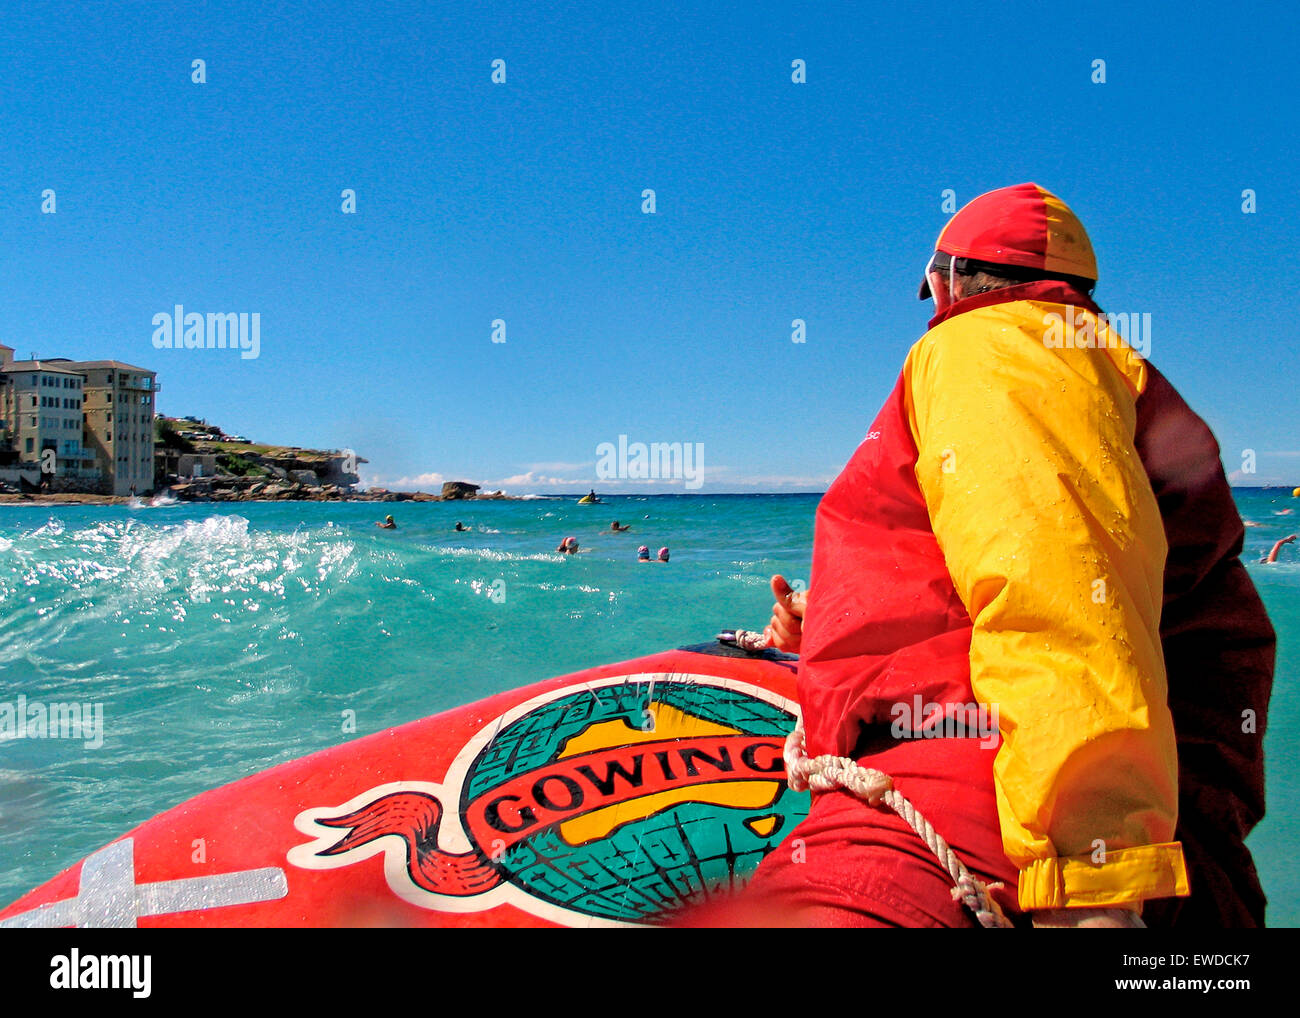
[0,346,99,480]
[0,345,160,494]
[71,360,160,496]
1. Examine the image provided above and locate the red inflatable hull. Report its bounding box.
[0,646,806,928]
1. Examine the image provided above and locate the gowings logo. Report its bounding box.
[289,674,807,926]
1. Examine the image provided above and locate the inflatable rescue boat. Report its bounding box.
[0,643,806,928]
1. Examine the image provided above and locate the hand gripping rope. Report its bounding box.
[723,628,1012,928]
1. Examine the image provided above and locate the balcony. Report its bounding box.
[57,459,101,479]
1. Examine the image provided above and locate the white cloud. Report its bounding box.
[493,471,592,489]
[1226,469,1292,486]
[362,465,832,493]
[700,465,833,489]
[380,471,446,489]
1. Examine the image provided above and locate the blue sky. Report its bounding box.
[2,0,1296,490]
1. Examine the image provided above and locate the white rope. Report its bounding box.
[783,722,1013,928]
[729,628,771,652]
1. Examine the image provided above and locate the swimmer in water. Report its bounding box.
[556,536,579,554]
[657,547,670,563]
[1261,534,1296,563]
[637,545,651,562]
[377,515,396,530]
[610,521,631,532]
[454,522,469,532]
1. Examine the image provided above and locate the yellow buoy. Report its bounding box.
[1293,487,1300,498]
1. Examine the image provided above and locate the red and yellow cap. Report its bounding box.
[918,183,1097,299]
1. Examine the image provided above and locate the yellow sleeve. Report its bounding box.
[902,303,1189,911]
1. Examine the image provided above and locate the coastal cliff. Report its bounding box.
[153,416,509,503]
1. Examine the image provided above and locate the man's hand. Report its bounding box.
[764,575,808,653]
[1032,907,1146,928]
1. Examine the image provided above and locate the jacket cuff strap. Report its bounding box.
[1017,842,1189,910]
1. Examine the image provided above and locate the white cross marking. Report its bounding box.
[0,839,289,927]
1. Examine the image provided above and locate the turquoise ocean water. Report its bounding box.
[1,491,1296,924]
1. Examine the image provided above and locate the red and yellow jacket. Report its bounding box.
[800,279,1273,919]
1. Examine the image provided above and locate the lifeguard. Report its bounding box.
[707,183,1274,928]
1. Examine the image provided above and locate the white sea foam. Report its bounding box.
[433,545,557,564]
